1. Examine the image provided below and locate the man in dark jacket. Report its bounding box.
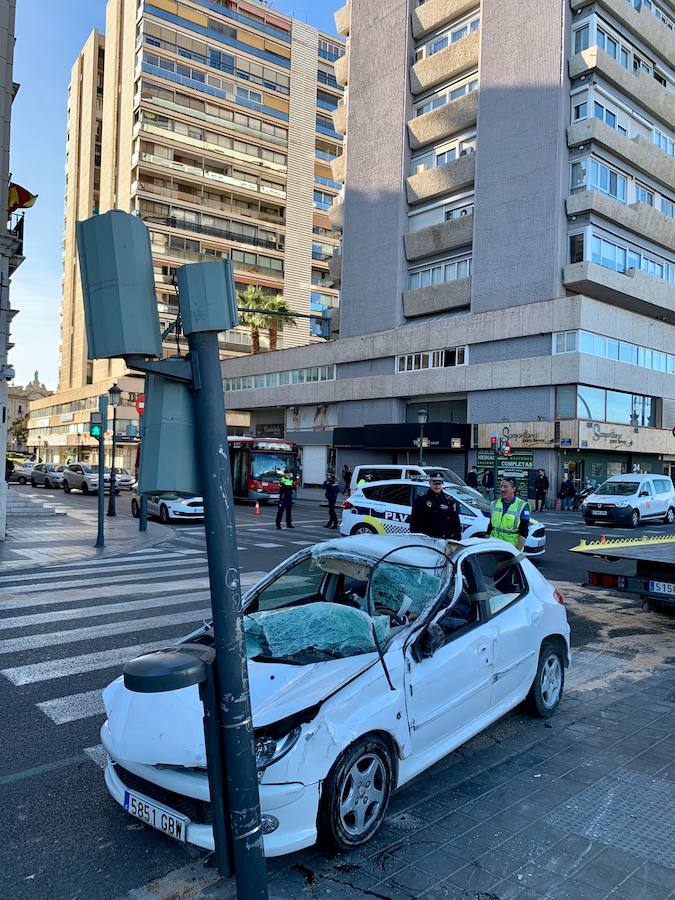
[534,469,549,512]
[466,465,479,489]
[275,469,296,529]
[482,468,495,494]
[323,472,340,528]
[559,474,577,511]
[410,474,462,540]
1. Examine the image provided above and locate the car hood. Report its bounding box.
[102,653,377,768]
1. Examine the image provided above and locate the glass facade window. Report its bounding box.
[414,77,478,117]
[553,330,675,374]
[396,347,467,372]
[408,255,472,290]
[591,235,626,272]
[224,365,336,391]
[555,385,659,426]
[415,15,480,61]
[589,159,627,202]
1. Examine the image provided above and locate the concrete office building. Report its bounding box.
[28,0,344,468]
[0,0,25,539]
[221,0,675,494]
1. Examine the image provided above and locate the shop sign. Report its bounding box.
[478,422,554,448]
[476,449,534,499]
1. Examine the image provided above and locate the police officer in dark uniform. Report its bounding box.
[410,473,462,540]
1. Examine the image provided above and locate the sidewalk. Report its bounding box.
[0,503,171,570]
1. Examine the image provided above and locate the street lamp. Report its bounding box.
[107,383,121,517]
[417,407,428,466]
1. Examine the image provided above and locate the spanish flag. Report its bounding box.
[7,182,37,218]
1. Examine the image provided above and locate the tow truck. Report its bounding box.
[570,535,675,608]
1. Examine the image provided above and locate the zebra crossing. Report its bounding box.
[0,546,268,774]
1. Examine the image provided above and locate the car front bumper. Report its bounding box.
[583,505,632,523]
[101,728,320,857]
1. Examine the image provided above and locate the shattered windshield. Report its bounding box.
[242,545,449,664]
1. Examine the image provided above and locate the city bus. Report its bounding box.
[228,436,299,502]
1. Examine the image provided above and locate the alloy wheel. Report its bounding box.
[339,753,386,837]
[540,654,562,709]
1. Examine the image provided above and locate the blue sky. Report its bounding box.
[9,0,338,389]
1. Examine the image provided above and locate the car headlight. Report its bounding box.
[255,727,301,773]
[615,500,630,507]
[581,500,588,508]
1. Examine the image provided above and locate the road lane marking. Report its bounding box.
[0,607,212,653]
[1,561,209,594]
[37,689,106,724]
[0,554,208,585]
[84,745,107,768]
[0,578,213,613]
[1,639,178,685]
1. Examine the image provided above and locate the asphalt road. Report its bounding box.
[1,486,674,899]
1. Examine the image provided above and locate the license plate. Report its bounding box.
[124,790,188,842]
[594,510,608,516]
[649,580,675,595]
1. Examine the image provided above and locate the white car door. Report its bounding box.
[473,550,541,711]
[647,479,666,517]
[639,480,656,518]
[378,484,414,534]
[404,559,497,754]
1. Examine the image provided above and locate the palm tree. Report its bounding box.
[236,287,296,353]
[261,295,296,352]
[236,286,267,353]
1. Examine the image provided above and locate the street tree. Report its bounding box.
[9,414,28,447]
[236,286,296,352]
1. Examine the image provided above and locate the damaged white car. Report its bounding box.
[101,534,570,857]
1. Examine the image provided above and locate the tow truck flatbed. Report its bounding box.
[570,536,675,605]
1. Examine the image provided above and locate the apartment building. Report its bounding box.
[29,0,344,468]
[220,0,675,493]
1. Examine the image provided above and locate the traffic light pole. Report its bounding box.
[96,431,105,548]
[187,329,268,899]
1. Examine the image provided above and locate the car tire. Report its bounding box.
[584,519,594,525]
[18,476,26,485]
[318,735,394,852]
[82,483,89,495]
[664,507,675,525]
[630,509,640,529]
[131,499,140,519]
[30,477,37,487]
[350,524,378,536]
[159,504,170,524]
[63,481,71,494]
[526,641,565,719]
[44,479,51,489]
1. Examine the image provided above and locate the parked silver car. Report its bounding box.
[113,468,135,491]
[62,463,119,495]
[8,461,34,484]
[30,463,65,489]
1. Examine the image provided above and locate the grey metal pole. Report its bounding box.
[187,329,268,899]
[107,408,117,516]
[418,423,424,466]
[139,416,148,532]
[96,432,105,548]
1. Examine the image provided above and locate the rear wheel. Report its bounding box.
[63,481,71,494]
[82,483,89,495]
[629,509,640,529]
[44,478,51,489]
[318,735,393,852]
[18,476,26,485]
[159,504,170,524]
[664,507,675,525]
[30,477,37,487]
[131,499,140,519]
[350,523,377,536]
[526,642,565,718]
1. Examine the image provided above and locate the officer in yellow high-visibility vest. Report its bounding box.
[487,477,530,551]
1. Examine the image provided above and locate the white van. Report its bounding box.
[582,474,675,528]
[350,464,481,500]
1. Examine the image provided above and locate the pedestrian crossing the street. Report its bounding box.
[0,549,269,777]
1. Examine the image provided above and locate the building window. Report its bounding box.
[415,14,480,62]
[414,75,478,117]
[556,383,659,427]
[569,233,585,263]
[553,330,675,374]
[224,365,336,391]
[654,129,675,157]
[573,100,588,120]
[661,197,675,219]
[589,159,627,202]
[591,235,626,272]
[573,24,590,53]
[408,255,472,289]
[635,184,654,206]
[396,347,467,373]
[313,189,334,210]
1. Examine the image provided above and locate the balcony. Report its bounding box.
[330,152,346,183]
[569,47,675,131]
[403,277,471,318]
[144,213,285,252]
[567,119,675,193]
[404,212,473,262]
[566,190,675,254]
[334,1,351,37]
[406,153,475,204]
[570,0,675,69]
[410,29,480,96]
[335,47,349,86]
[412,0,481,40]
[7,214,25,275]
[408,89,478,150]
[328,248,342,286]
[328,191,344,230]
[331,97,347,135]
[132,180,286,225]
[563,261,675,323]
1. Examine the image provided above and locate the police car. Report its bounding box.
[341,479,546,557]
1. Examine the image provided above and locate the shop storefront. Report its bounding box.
[334,422,471,473]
